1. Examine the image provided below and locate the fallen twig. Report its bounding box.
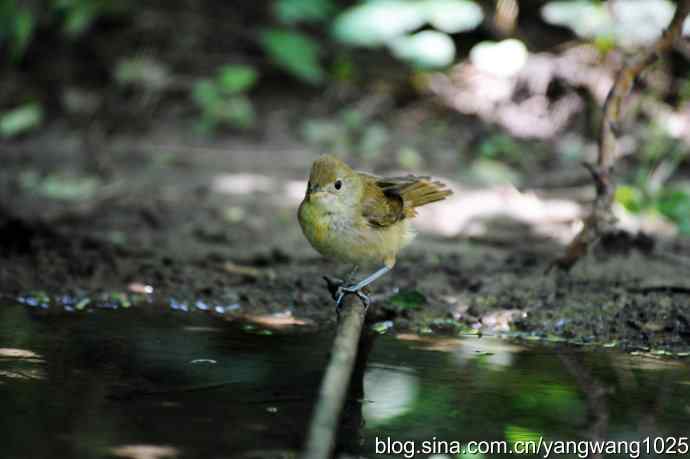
[550,2,690,271]
[302,293,367,459]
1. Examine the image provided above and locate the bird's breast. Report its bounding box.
[298,200,333,247]
[299,199,414,267]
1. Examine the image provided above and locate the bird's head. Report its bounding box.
[303,155,363,210]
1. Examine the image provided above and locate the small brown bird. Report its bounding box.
[298,155,452,308]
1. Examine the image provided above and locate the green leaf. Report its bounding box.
[63,4,97,37]
[420,0,483,34]
[11,9,34,60]
[275,0,335,24]
[260,28,324,84]
[371,320,394,334]
[615,185,644,214]
[656,189,690,235]
[217,64,259,94]
[192,79,220,109]
[332,0,425,47]
[0,103,43,138]
[388,30,456,68]
[388,290,426,311]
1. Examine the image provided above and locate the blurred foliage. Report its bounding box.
[19,170,100,201]
[0,102,43,138]
[301,107,390,158]
[114,56,171,91]
[1,0,690,238]
[615,124,690,234]
[479,133,522,163]
[274,0,336,24]
[0,0,481,136]
[192,65,259,132]
[541,0,681,48]
[1,0,129,135]
[387,289,426,312]
[616,184,690,234]
[0,0,34,60]
[334,0,483,68]
[260,28,324,84]
[1,0,128,59]
[56,0,127,37]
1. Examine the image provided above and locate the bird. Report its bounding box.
[298,154,452,310]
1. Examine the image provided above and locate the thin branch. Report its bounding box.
[302,294,368,459]
[550,2,690,271]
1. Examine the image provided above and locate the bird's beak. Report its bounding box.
[305,183,321,201]
[306,191,328,203]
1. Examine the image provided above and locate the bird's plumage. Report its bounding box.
[298,155,452,269]
[363,175,452,225]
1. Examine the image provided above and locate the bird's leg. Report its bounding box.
[335,265,391,310]
[345,265,359,283]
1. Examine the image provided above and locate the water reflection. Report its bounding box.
[363,366,419,424]
[0,304,688,458]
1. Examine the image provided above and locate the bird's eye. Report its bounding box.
[334,179,342,190]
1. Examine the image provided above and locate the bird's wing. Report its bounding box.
[359,173,452,226]
[360,174,405,227]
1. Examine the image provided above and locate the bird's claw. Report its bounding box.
[323,276,370,322]
[335,285,370,309]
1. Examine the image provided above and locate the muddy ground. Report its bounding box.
[1,92,689,355]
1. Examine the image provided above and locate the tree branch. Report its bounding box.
[550,1,690,271]
[302,293,368,459]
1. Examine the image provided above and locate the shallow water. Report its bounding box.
[0,304,688,459]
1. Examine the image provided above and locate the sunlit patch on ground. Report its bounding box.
[242,311,317,330]
[412,185,582,243]
[395,333,464,352]
[211,173,274,195]
[612,353,689,371]
[0,348,42,359]
[0,369,44,380]
[0,347,46,381]
[109,444,179,459]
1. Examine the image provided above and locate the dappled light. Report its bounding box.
[110,445,179,459]
[243,311,317,329]
[212,173,275,195]
[2,1,690,457]
[362,366,419,424]
[0,369,44,380]
[451,336,524,368]
[428,45,605,139]
[0,348,41,359]
[413,185,581,242]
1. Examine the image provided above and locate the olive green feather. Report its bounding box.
[360,173,452,226]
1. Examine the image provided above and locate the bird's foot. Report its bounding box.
[323,276,370,318]
[334,285,370,310]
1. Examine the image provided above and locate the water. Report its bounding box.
[0,305,688,458]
